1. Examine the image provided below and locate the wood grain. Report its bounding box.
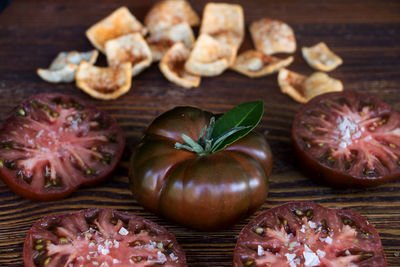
[0,0,400,266]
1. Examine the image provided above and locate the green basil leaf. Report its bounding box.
[211,101,264,153]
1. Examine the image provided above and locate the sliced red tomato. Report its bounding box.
[0,93,125,200]
[292,91,400,187]
[24,208,187,267]
[234,202,386,267]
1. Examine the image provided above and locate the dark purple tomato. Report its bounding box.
[129,106,273,231]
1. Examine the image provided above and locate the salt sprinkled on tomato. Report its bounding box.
[24,208,187,267]
[234,202,387,267]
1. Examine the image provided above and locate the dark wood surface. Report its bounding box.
[0,0,400,266]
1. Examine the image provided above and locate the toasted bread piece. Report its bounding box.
[145,0,199,34]
[231,50,293,78]
[37,64,78,83]
[250,18,296,55]
[278,68,343,103]
[76,61,132,100]
[147,22,195,62]
[86,7,147,53]
[37,50,98,83]
[159,42,200,88]
[302,42,343,71]
[105,33,152,76]
[184,34,235,76]
[200,3,244,50]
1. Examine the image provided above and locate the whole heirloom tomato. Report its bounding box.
[129,105,273,231]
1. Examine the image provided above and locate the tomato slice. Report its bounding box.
[292,91,400,187]
[0,94,125,200]
[24,208,187,266]
[234,202,386,267]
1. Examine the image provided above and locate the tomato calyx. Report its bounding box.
[175,116,250,156]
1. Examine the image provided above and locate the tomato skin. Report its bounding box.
[233,201,387,267]
[292,91,400,188]
[0,93,125,201]
[129,107,273,231]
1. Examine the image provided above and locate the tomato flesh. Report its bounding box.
[292,91,400,187]
[0,94,125,200]
[24,208,186,267]
[234,202,386,267]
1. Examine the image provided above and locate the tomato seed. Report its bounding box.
[131,240,143,247]
[325,156,335,164]
[34,244,44,250]
[363,169,376,176]
[293,208,303,217]
[131,256,142,262]
[108,133,117,143]
[305,209,314,219]
[244,260,253,266]
[43,257,51,265]
[50,111,59,118]
[167,242,174,249]
[303,140,311,148]
[389,143,396,148]
[85,168,94,175]
[17,108,26,116]
[342,217,355,227]
[0,160,3,167]
[378,118,387,125]
[84,232,92,239]
[157,242,163,249]
[5,160,16,170]
[305,124,314,131]
[320,114,326,119]
[58,237,68,244]
[2,141,14,149]
[318,143,324,147]
[35,239,42,244]
[254,227,264,235]
[70,100,83,110]
[101,153,112,164]
[361,232,370,238]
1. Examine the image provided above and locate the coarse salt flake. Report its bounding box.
[257,245,264,256]
[170,253,179,261]
[308,221,317,229]
[316,249,326,258]
[285,253,296,262]
[118,226,129,236]
[319,236,333,244]
[303,250,320,267]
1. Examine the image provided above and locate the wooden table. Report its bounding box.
[0,0,399,266]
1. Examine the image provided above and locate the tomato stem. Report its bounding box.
[174,117,251,156]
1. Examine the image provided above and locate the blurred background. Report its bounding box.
[0,0,11,13]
